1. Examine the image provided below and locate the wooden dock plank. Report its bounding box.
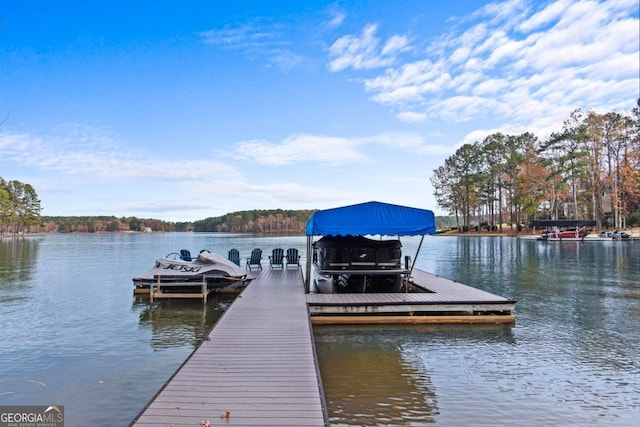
[131,268,327,427]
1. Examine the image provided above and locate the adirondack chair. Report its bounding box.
[228,248,240,266]
[179,249,193,261]
[246,248,263,270]
[285,248,301,268]
[269,248,285,269]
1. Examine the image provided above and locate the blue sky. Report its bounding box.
[0,0,637,221]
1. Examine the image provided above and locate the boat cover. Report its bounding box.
[138,251,245,279]
[305,201,436,236]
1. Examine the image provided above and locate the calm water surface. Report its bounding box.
[0,233,638,426]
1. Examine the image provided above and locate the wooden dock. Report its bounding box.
[131,267,515,425]
[307,269,516,324]
[131,268,327,427]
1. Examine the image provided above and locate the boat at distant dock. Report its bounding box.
[539,229,590,240]
[598,231,631,240]
[532,219,595,241]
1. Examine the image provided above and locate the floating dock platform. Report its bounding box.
[307,269,515,324]
[131,267,514,425]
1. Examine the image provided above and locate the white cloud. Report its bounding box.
[199,21,301,71]
[396,111,427,122]
[428,95,502,123]
[471,78,509,96]
[328,0,639,136]
[200,23,281,48]
[370,84,422,105]
[450,46,472,64]
[519,0,571,32]
[476,0,528,26]
[587,50,639,80]
[233,134,371,165]
[328,24,410,71]
[381,35,410,56]
[364,60,453,105]
[232,130,458,166]
[342,132,454,156]
[325,6,346,29]
[269,50,304,71]
[0,130,241,182]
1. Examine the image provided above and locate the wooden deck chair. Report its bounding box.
[285,248,301,268]
[246,248,263,270]
[269,248,285,269]
[228,248,240,266]
[179,249,193,261]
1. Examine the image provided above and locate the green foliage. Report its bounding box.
[0,177,42,235]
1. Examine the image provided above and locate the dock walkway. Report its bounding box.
[131,268,327,427]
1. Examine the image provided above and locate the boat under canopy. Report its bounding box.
[305,201,436,293]
[312,235,405,293]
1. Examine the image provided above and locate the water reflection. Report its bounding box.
[134,295,236,349]
[0,238,41,306]
[315,326,438,426]
[315,324,516,426]
[0,237,41,282]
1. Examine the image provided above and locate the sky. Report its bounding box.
[0,0,638,221]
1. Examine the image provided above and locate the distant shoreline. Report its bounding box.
[5,227,639,239]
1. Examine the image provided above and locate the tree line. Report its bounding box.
[40,211,312,234]
[39,216,186,233]
[431,108,640,232]
[192,209,459,233]
[193,209,315,233]
[40,210,458,234]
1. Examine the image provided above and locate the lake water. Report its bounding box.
[0,233,638,426]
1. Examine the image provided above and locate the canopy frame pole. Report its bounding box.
[409,235,425,277]
[305,235,313,293]
[401,235,424,293]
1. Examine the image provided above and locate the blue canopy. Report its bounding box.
[305,201,436,236]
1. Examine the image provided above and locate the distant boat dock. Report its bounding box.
[131,267,514,426]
